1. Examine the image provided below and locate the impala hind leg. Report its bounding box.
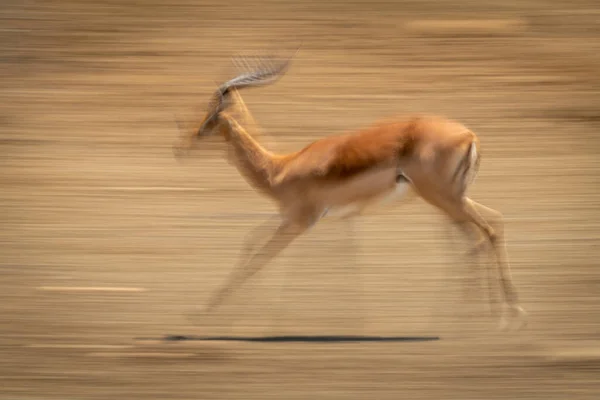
[450,221,497,318]
[460,198,527,331]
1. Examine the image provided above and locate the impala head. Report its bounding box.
[173,50,298,159]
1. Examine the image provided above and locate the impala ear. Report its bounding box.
[173,48,299,158]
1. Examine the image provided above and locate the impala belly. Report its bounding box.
[318,166,412,218]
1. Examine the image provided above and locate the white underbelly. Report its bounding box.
[323,178,412,219]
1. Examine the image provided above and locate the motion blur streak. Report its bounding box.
[1,0,599,399]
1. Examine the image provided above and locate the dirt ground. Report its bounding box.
[1,0,600,399]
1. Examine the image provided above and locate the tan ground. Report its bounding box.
[1,0,600,398]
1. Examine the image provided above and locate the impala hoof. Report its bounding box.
[496,305,528,332]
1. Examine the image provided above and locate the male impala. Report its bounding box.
[173,54,527,331]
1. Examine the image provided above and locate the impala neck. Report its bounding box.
[219,116,278,195]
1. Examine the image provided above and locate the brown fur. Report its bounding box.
[272,119,416,184]
[176,88,526,331]
[272,115,475,187]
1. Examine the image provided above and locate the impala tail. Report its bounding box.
[450,133,481,198]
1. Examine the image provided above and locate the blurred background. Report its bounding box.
[1,0,599,398]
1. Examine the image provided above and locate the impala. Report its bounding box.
[173,54,527,331]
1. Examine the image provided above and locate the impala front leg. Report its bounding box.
[236,214,282,269]
[203,219,310,315]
